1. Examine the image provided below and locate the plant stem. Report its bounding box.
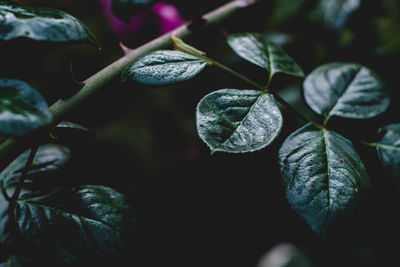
[174,38,324,129]
[8,145,38,232]
[9,146,38,203]
[0,0,253,170]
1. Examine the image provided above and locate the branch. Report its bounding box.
[0,0,256,170]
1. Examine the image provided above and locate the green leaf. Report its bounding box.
[0,1,97,45]
[8,185,138,265]
[196,89,283,153]
[0,79,52,137]
[122,50,207,85]
[227,33,304,78]
[279,123,371,235]
[311,0,361,30]
[111,0,158,23]
[303,63,390,123]
[51,121,94,140]
[0,144,70,189]
[376,123,400,181]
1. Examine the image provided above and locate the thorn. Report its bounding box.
[69,60,86,88]
[119,42,133,55]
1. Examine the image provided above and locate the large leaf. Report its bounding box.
[303,63,390,122]
[111,0,158,22]
[376,123,400,181]
[122,50,207,85]
[0,79,52,137]
[312,0,361,30]
[5,185,138,265]
[279,123,370,235]
[196,89,283,153]
[0,144,70,189]
[227,33,304,78]
[0,0,97,45]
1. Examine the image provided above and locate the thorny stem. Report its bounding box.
[0,0,255,170]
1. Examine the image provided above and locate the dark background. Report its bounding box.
[3,0,400,266]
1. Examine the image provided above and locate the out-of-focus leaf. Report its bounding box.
[122,50,207,85]
[0,0,98,45]
[257,243,313,267]
[0,79,52,137]
[227,33,304,79]
[311,0,361,30]
[303,63,389,123]
[196,89,282,153]
[111,0,158,22]
[279,123,370,235]
[376,123,400,181]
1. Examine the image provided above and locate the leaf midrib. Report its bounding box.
[325,66,362,121]
[213,91,265,152]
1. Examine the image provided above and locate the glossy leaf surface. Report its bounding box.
[0,144,70,189]
[376,123,400,180]
[303,63,389,122]
[279,123,370,235]
[0,1,97,45]
[122,50,207,85]
[196,89,282,153]
[227,33,304,78]
[312,0,361,29]
[0,79,52,136]
[11,185,138,264]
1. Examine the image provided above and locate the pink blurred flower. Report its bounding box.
[100,0,185,47]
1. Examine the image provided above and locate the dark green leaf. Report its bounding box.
[122,50,207,85]
[111,0,158,23]
[196,89,283,153]
[9,185,138,265]
[0,144,70,189]
[311,0,361,29]
[227,33,304,78]
[0,79,52,137]
[51,121,94,140]
[279,123,370,235]
[0,1,97,45]
[303,63,390,122]
[376,123,400,181]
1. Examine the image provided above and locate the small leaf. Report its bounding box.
[311,0,361,30]
[303,63,390,122]
[376,123,400,181]
[0,1,98,45]
[51,121,94,140]
[9,185,139,265]
[0,79,52,137]
[122,50,207,85]
[0,144,70,189]
[196,89,283,153]
[279,123,370,235]
[227,33,304,78]
[111,0,158,23]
